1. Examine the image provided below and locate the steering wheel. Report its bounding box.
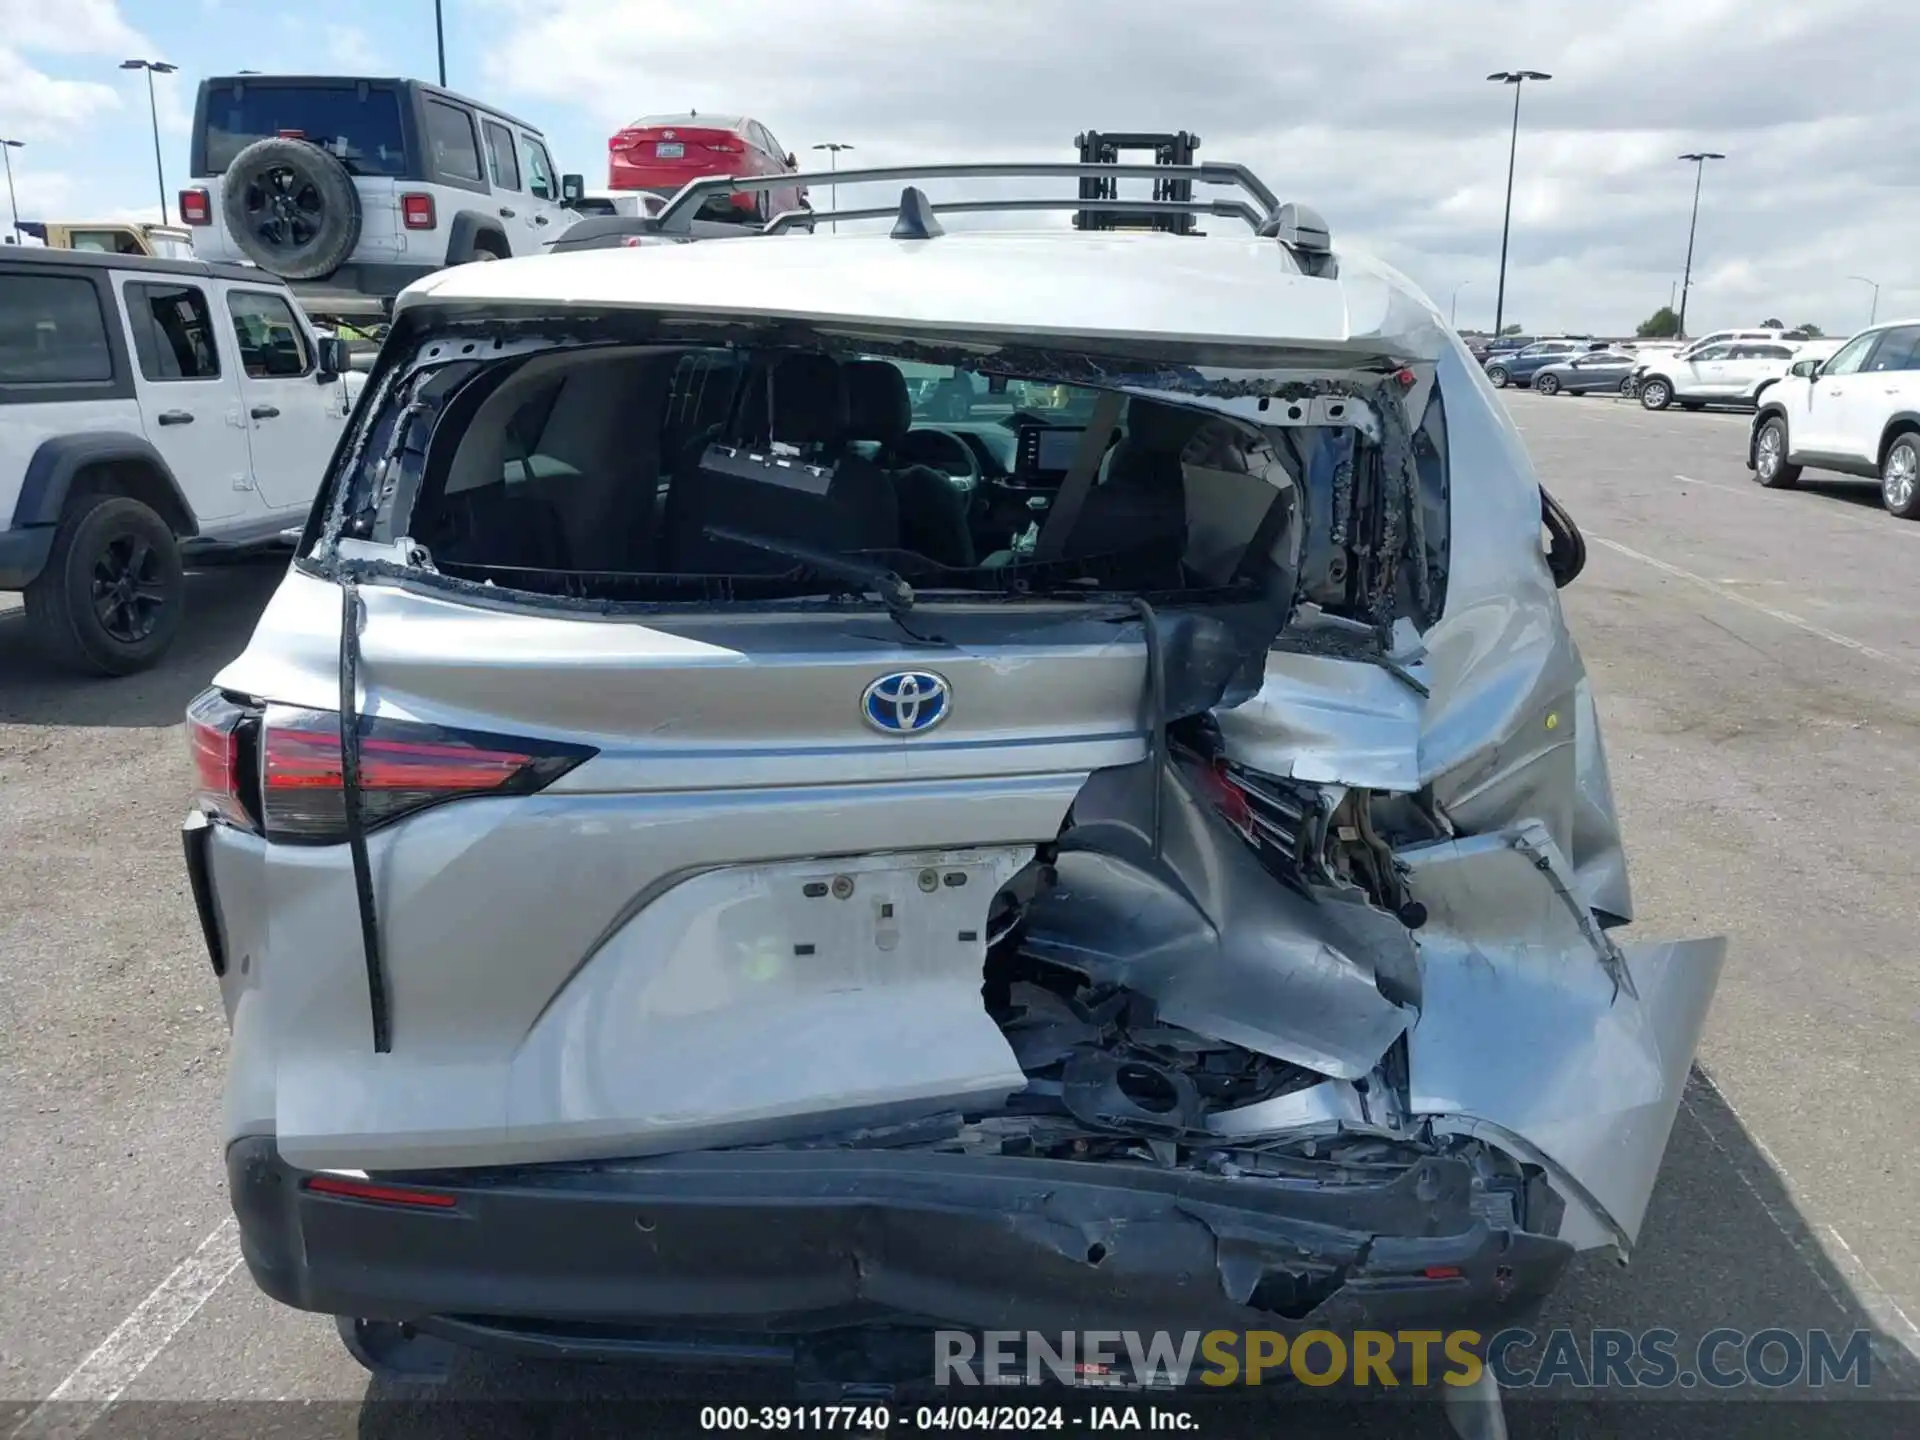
[896,427,983,494]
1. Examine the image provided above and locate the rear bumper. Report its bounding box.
[229,1135,1573,1364]
[0,524,54,589]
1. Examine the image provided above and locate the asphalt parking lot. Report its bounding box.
[3,390,1918,1439]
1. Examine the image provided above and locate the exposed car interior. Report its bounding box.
[412,344,1324,600]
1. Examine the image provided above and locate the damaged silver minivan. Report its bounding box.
[183,165,1724,1396]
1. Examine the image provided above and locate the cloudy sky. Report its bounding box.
[1,0,1908,336]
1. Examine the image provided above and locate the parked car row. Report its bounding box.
[1749,318,1920,519]
[1481,327,1845,417]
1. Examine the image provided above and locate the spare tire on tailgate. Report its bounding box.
[222,137,362,281]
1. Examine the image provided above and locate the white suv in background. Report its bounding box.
[1,247,359,673]
[1635,339,1800,411]
[182,75,586,315]
[1749,320,1920,518]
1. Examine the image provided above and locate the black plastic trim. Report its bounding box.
[9,432,197,534]
[336,581,390,1053]
[180,812,229,977]
[444,211,510,262]
[226,1136,1574,1345]
[0,525,54,588]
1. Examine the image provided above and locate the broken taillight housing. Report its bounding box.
[258,706,594,844]
[187,689,261,830]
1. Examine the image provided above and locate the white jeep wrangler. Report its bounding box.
[181,75,586,315]
[0,246,360,675]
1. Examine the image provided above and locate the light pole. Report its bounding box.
[811,142,853,231]
[1,140,22,244]
[434,0,447,86]
[121,59,179,225]
[1487,69,1550,340]
[1848,274,1880,327]
[1675,151,1724,339]
[1450,279,1471,328]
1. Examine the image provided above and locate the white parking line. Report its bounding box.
[1687,1074,1920,1366]
[1591,535,1916,674]
[8,1219,242,1440]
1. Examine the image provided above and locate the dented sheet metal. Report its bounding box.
[1022,762,1418,1081]
[1399,827,1725,1250]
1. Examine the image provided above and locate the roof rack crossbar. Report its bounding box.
[762,194,1265,236]
[653,160,1281,234]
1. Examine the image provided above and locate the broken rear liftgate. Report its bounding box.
[200,233,1724,1383]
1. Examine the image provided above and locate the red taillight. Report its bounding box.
[259,706,593,844]
[278,128,306,140]
[305,1175,458,1209]
[187,689,260,830]
[1199,759,1253,835]
[400,192,437,229]
[609,131,642,152]
[179,188,211,226]
[1422,1265,1464,1280]
[703,140,742,154]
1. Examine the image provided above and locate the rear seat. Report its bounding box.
[665,353,900,574]
[843,359,975,568]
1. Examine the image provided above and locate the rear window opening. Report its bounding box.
[331,332,1447,631]
[200,81,407,177]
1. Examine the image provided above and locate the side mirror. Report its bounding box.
[560,173,584,205]
[1789,358,1819,378]
[786,153,798,169]
[315,336,349,379]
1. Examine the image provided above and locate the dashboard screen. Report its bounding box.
[1036,428,1086,471]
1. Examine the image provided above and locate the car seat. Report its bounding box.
[843,359,975,568]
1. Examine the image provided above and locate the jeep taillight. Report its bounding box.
[179,188,211,226]
[400,193,437,229]
[187,689,262,830]
[259,706,593,844]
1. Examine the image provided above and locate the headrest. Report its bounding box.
[842,360,912,445]
[1123,396,1206,453]
[768,353,847,446]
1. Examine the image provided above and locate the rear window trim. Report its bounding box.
[423,98,490,195]
[0,267,135,406]
[194,77,412,180]
[313,319,1440,636]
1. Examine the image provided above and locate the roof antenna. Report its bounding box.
[892,186,944,240]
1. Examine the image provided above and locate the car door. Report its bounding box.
[114,275,258,524]
[1797,329,1883,456]
[480,118,536,251]
[517,133,569,245]
[221,283,349,512]
[1718,344,1769,396]
[1840,324,1920,463]
[753,122,801,215]
[1678,343,1732,396]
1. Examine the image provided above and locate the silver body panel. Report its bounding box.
[203,240,1721,1260]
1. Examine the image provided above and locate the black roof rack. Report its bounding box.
[1074,131,1202,235]
[559,158,1335,273]
[763,193,1266,236]
[652,160,1282,234]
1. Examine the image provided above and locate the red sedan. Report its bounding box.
[607,113,808,223]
